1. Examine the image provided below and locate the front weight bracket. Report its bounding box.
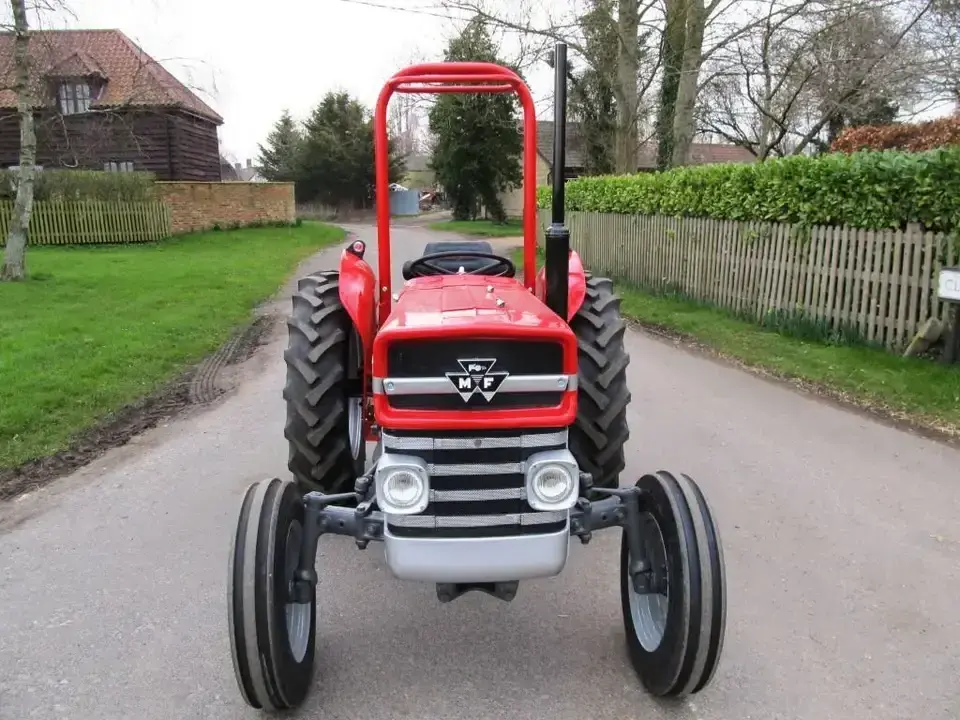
[570,485,656,595]
[289,475,385,603]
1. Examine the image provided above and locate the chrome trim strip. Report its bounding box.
[387,511,567,528]
[372,374,577,395]
[381,429,568,452]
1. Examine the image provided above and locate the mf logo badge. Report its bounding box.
[445,358,509,402]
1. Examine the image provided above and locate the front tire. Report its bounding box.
[228,477,317,711]
[283,271,365,496]
[569,275,631,491]
[620,471,726,697]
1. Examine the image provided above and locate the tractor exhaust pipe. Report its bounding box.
[544,42,570,321]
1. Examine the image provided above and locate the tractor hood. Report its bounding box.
[380,275,569,332]
[370,274,579,431]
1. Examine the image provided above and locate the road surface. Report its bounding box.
[1,221,959,720]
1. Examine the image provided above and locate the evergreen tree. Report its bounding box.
[569,0,619,176]
[255,110,303,182]
[428,18,523,222]
[296,91,405,208]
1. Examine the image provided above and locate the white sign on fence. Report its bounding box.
[939,267,960,303]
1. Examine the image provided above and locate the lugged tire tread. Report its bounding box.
[569,274,631,489]
[282,271,361,495]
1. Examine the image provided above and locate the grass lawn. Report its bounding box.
[428,218,523,237]
[511,248,960,436]
[0,221,346,471]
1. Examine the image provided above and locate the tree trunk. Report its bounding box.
[613,0,639,173]
[656,0,687,169]
[670,0,707,167]
[1,0,36,282]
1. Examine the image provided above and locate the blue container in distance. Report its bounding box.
[389,188,420,216]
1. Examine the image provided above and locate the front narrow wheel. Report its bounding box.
[228,477,317,711]
[620,471,726,697]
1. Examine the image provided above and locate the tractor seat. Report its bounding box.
[402,240,514,279]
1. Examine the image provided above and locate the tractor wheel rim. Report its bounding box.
[283,519,311,663]
[628,512,669,652]
[348,396,363,461]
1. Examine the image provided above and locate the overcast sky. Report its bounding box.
[35,0,555,164]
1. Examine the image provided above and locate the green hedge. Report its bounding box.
[536,147,960,232]
[0,169,156,202]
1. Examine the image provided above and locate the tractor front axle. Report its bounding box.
[289,477,663,603]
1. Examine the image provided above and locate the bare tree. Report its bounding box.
[697,0,937,158]
[437,0,663,173]
[910,0,960,109]
[1,0,39,280]
[388,93,424,156]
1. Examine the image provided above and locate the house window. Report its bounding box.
[104,161,134,172]
[58,81,91,114]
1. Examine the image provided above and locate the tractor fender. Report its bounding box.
[337,246,376,376]
[535,249,588,321]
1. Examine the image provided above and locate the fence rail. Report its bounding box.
[540,210,960,352]
[0,200,171,246]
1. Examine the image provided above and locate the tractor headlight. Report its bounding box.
[525,449,579,512]
[375,454,429,514]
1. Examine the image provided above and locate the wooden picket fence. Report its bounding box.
[0,200,171,245]
[540,210,960,352]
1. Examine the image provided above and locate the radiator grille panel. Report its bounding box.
[382,427,570,538]
[385,338,566,411]
[387,339,563,377]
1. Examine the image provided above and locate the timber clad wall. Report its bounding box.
[155,181,296,233]
[539,210,960,352]
[0,108,221,181]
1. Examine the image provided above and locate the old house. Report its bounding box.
[0,28,224,180]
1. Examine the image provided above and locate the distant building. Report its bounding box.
[0,28,223,180]
[221,157,264,182]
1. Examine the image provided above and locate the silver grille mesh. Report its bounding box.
[381,428,570,536]
[430,487,524,502]
[428,462,523,476]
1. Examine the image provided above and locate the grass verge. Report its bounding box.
[510,248,960,438]
[428,218,523,237]
[0,221,346,472]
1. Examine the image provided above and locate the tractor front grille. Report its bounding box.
[383,338,567,411]
[381,427,570,539]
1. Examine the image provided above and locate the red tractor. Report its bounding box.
[228,43,726,712]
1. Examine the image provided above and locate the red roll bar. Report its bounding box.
[373,61,539,324]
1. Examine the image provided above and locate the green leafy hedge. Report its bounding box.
[536,147,960,232]
[0,169,156,202]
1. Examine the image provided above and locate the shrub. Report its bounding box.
[0,169,157,202]
[831,115,960,153]
[537,146,960,232]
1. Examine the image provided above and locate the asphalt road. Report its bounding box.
[2,221,959,720]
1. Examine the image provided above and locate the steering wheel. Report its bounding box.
[403,250,516,279]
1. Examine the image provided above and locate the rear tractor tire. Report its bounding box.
[283,271,365,498]
[569,275,631,493]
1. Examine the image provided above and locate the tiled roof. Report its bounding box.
[535,120,756,169]
[0,29,222,123]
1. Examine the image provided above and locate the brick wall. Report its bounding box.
[154,181,296,234]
